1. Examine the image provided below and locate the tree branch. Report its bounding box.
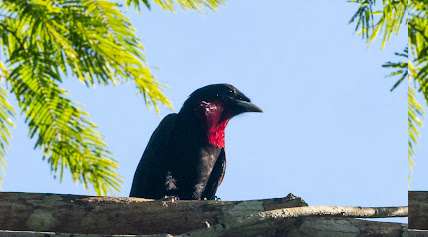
[0,192,407,237]
[181,206,407,237]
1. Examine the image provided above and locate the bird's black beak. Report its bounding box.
[233,99,263,113]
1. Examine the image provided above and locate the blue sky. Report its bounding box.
[3,1,406,222]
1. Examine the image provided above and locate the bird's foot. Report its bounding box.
[202,196,222,201]
[162,195,179,202]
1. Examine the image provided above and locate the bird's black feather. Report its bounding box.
[129,113,177,199]
[130,84,261,200]
[202,149,226,200]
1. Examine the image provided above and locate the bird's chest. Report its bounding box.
[194,146,222,172]
[169,137,221,171]
[165,117,222,177]
[168,134,216,165]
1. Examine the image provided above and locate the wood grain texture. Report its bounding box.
[0,230,172,237]
[408,230,428,237]
[183,217,407,237]
[0,192,407,237]
[0,218,408,237]
[0,192,305,235]
[409,191,428,230]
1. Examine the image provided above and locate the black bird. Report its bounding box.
[130,84,262,200]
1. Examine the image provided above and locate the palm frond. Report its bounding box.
[126,0,224,11]
[407,3,428,170]
[409,84,423,174]
[0,0,158,194]
[349,0,407,47]
[348,1,428,174]
[0,61,14,186]
[1,0,171,109]
[7,57,121,195]
[0,0,223,193]
[383,48,408,91]
[126,0,151,10]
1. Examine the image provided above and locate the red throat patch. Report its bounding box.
[200,101,229,148]
[208,119,229,148]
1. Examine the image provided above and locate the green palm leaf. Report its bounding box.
[0,0,172,194]
[8,59,121,195]
[349,0,428,176]
[0,61,15,186]
[127,0,224,11]
[349,0,407,47]
[0,0,225,194]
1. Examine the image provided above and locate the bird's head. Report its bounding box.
[180,84,262,148]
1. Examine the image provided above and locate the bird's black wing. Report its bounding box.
[129,113,177,198]
[202,149,226,200]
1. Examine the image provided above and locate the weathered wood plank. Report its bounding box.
[0,192,407,236]
[407,229,428,237]
[0,192,305,235]
[183,217,407,237]
[0,218,408,237]
[408,230,428,237]
[409,191,428,230]
[0,230,172,237]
